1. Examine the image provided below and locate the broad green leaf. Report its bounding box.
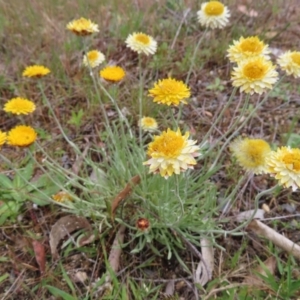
[13,162,34,189]
[0,173,13,189]
[0,273,9,284]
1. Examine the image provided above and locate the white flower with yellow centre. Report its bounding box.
[143,128,200,178]
[83,50,105,68]
[197,1,230,29]
[277,50,300,78]
[230,137,271,174]
[139,117,158,132]
[266,147,300,192]
[125,32,157,56]
[227,36,271,63]
[231,56,278,95]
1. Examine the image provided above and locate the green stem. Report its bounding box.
[138,55,143,146]
[97,81,133,138]
[37,81,81,154]
[185,28,208,84]
[226,185,278,234]
[201,87,237,144]
[209,93,250,171]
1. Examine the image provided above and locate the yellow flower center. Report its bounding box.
[148,130,185,158]
[243,60,267,80]
[246,140,270,166]
[240,37,263,54]
[88,51,99,61]
[143,118,156,127]
[204,1,224,16]
[291,52,300,66]
[135,33,150,45]
[282,150,300,171]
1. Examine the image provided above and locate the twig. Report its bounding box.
[2,269,26,300]
[247,220,300,260]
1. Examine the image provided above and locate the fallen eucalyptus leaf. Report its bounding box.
[49,215,92,260]
[244,256,277,286]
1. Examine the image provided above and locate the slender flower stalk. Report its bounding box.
[186,28,208,84]
[138,55,144,146]
[209,75,285,171]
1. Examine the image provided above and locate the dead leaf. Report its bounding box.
[95,225,126,294]
[195,238,214,286]
[247,220,300,260]
[74,271,88,283]
[49,215,93,260]
[32,240,46,274]
[111,175,141,217]
[108,225,126,273]
[244,256,277,286]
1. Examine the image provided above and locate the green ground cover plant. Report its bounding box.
[1,0,300,299]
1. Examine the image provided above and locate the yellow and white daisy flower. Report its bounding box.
[125,32,157,56]
[231,56,278,95]
[197,1,230,29]
[143,128,200,178]
[139,117,158,132]
[230,137,271,174]
[227,36,271,63]
[266,146,300,192]
[277,50,300,78]
[66,17,99,36]
[83,50,105,68]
